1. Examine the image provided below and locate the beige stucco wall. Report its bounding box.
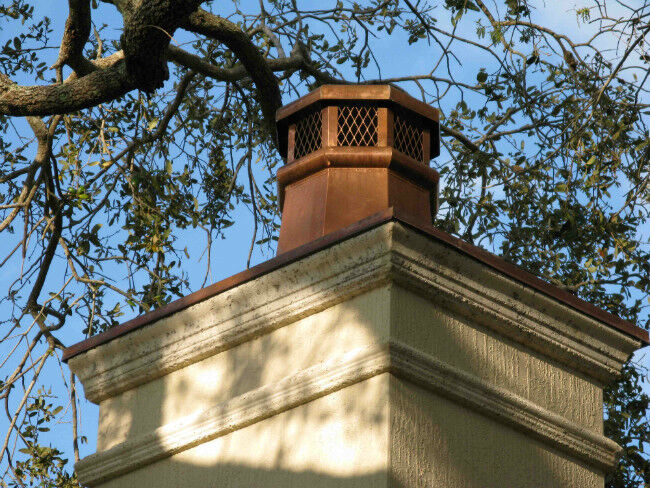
[93,375,605,488]
[97,282,603,453]
[99,375,390,488]
[390,378,602,488]
[94,373,605,488]
[391,285,602,431]
[96,285,391,451]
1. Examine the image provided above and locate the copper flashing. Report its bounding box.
[62,208,649,363]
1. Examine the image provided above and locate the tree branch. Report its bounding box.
[182,9,282,145]
[120,0,204,92]
[53,0,93,76]
[0,61,131,116]
[166,45,304,82]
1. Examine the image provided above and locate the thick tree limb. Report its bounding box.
[0,62,131,116]
[0,38,299,118]
[121,0,204,92]
[53,0,93,76]
[4,2,285,119]
[182,9,282,145]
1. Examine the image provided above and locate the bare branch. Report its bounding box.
[182,9,282,145]
[53,0,93,76]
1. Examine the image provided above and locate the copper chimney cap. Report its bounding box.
[275,84,440,254]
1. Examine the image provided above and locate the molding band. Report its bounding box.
[70,227,393,403]
[75,342,621,486]
[388,250,624,383]
[69,223,636,406]
[389,342,620,471]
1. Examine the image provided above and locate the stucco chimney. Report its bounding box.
[65,86,648,488]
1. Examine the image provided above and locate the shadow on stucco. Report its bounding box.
[91,281,604,488]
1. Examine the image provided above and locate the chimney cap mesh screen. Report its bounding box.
[394,111,424,161]
[290,102,424,161]
[337,105,378,147]
[294,109,322,160]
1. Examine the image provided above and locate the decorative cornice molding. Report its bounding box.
[69,223,638,406]
[75,341,621,487]
[386,225,638,383]
[389,342,620,471]
[69,226,394,404]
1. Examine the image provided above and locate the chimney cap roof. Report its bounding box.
[275,84,439,159]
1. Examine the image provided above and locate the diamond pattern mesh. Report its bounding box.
[294,110,322,160]
[394,112,423,161]
[337,105,378,146]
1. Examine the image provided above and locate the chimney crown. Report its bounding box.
[275,84,440,254]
